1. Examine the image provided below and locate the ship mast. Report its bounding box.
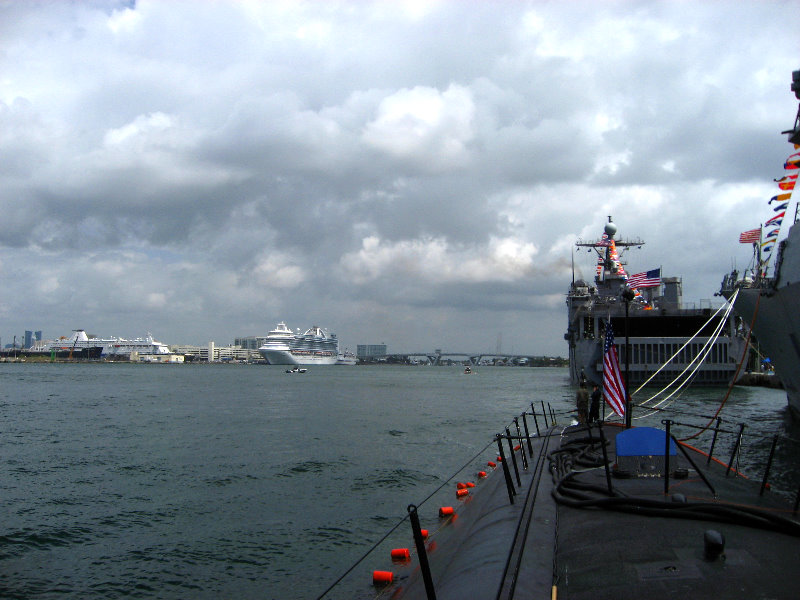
[575,216,644,283]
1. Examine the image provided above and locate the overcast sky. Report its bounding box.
[1,0,798,356]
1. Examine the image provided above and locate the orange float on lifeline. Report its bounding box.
[390,548,410,561]
[456,488,469,498]
[373,570,394,585]
[439,506,454,517]
[420,529,429,539]
[466,481,475,488]
[478,470,487,478]
[456,482,467,489]
[487,461,496,468]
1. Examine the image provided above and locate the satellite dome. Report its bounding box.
[604,220,617,238]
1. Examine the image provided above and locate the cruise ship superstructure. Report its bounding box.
[258,322,339,365]
[39,330,171,358]
[719,68,800,417]
[567,218,746,387]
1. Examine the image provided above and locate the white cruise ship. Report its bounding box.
[40,330,171,357]
[258,322,339,365]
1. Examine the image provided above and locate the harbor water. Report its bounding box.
[1,363,798,599]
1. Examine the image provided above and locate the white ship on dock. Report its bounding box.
[40,329,171,358]
[258,322,339,365]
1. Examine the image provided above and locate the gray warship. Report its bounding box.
[719,68,800,417]
[566,217,746,387]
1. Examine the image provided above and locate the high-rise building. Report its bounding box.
[234,336,268,350]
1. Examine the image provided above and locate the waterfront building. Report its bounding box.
[234,336,268,350]
[170,344,261,362]
[357,344,387,359]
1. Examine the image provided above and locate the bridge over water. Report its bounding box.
[369,351,547,366]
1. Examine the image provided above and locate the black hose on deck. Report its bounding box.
[548,432,800,539]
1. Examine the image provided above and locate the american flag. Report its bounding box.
[627,268,661,289]
[739,228,761,244]
[603,322,626,418]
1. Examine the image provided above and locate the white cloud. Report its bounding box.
[253,255,307,289]
[362,84,475,171]
[340,234,541,285]
[0,0,797,354]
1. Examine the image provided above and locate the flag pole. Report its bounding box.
[622,286,635,428]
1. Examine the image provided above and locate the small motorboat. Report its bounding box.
[285,366,307,373]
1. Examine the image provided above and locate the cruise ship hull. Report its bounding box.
[258,322,340,366]
[259,349,338,365]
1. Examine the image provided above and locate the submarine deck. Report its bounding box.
[391,422,800,600]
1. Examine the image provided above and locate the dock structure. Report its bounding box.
[382,419,800,600]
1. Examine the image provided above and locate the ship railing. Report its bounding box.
[624,410,800,510]
[315,401,566,600]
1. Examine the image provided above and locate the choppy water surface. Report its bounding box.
[0,363,797,598]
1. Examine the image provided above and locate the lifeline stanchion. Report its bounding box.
[407,504,437,600]
[707,417,723,465]
[597,424,613,496]
[761,436,779,496]
[662,420,673,495]
[531,403,541,436]
[794,483,800,516]
[496,433,515,504]
[673,434,716,496]
[540,401,548,427]
[514,417,528,470]
[521,412,534,456]
[726,423,746,477]
[548,403,556,426]
[506,427,522,486]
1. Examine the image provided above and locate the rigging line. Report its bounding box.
[315,436,495,600]
[637,297,741,418]
[635,292,738,405]
[680,289,759,442]
[634,310,731,418]
[635,292,737,411]
[631,291,737,398]
[633,320,727,419]
[416,438,497,509]
[315,514,410,600]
